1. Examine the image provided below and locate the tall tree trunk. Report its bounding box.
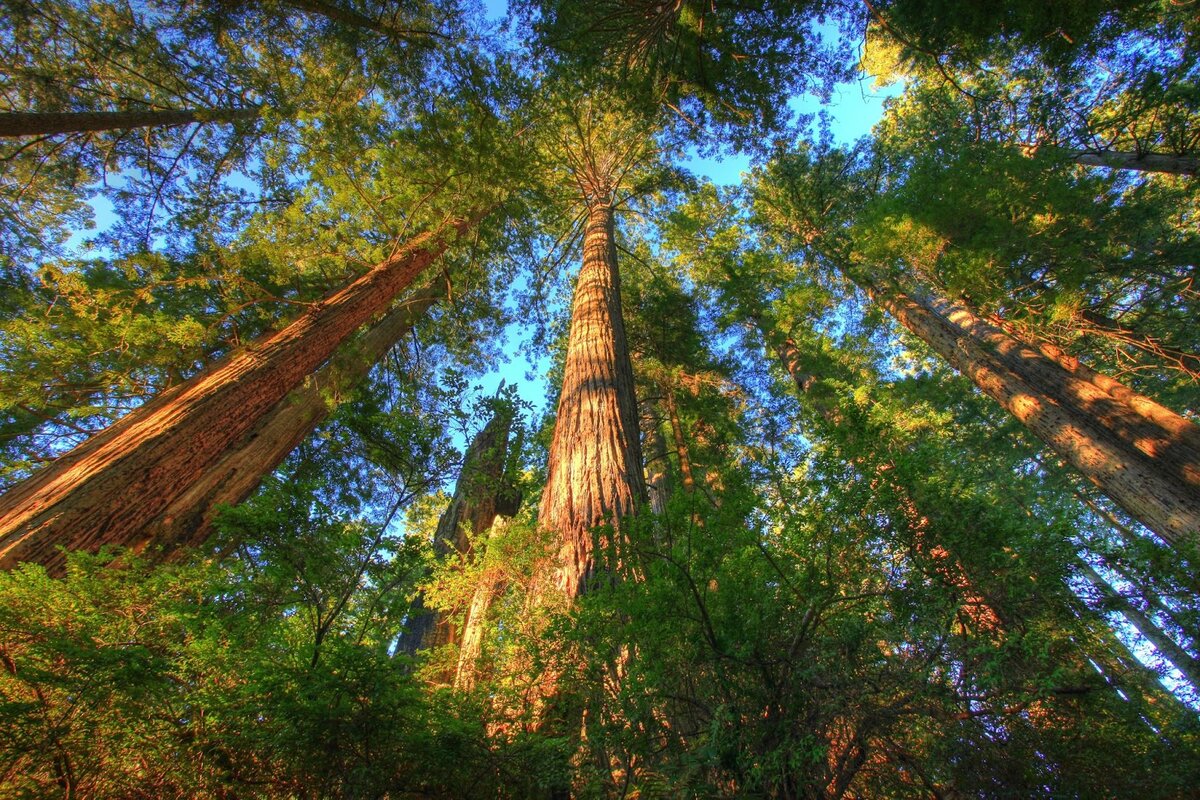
[538,203,646,599]
[641,399,672,515]
[396,400,516,661]
[150,283,444,554]
[864,280,1200,549]
[1077,559,1200,689]
[454,515,511,691]
[0,212,485,572]
[0,107,259,138]
[751,313,1008,631]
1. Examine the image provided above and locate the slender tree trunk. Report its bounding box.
[641,399,672,515]
[751,313,1008,631]
[397,401,516,660]
[0,107,258,138]
[150,283,444,554]
[865,280,1200,549]
[0,212,485,572]
[1077,560,1200,689]
[664,390,696,495]
[538,203,646,599]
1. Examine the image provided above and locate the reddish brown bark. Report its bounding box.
[0,213,484,572]
[538,203,646,599]
[867,281,1200,549]
[0,107,258,138]
[150,283,444,554]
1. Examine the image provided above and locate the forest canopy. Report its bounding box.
[0,0,1198,797]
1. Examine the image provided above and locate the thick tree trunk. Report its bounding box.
[150,283,443,553]
[866,281,1200,549]
[0,107,258,138]
[538,203,646,599]
[0,213,484,572]
[396,400,517,661]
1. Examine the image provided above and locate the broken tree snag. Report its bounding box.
[396,400,518,661]
[0,212,486,572]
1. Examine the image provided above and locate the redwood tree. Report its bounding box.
[0,212,486,571]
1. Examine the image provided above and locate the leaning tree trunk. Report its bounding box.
[863,279,1200,550]
[538,203,646,599]
[0,107,259,138]
[750,312,1008,632]
[640,399,672,516]
[150,282,445,554]
[1068,149,1198,177]
[0,212,485,572]
[396,400,517,661]
[1077,559,1200,690]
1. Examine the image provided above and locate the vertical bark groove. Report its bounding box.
[539,204,646,598]
[866,280,1200,549]
[150,283,444,553]
[0,213,484,571]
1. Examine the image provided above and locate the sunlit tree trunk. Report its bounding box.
[865,280,1200,549]
[0,107,259,138]
[751,313,1008,632]
[150,283,444,553]
[397,401,517,661]
[0,213,485,572]
[455,516,511,691]
[538,203,646,599]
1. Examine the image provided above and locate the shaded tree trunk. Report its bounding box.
[396,400,517,662]
[865,280,1200,549]
[276,0,446,40]
[538,203,646,599]
[1077,559,1200,690]
[0,212,485,572]
[0,107,259,138]
[640,399,672,515]
[150,283,444,553]
[1069,149,1198,177]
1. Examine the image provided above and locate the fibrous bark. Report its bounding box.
[0,213,484,572]
[538,203,646,599]
[865,280,1200,549]
[150,282,445,553]
[0,107,258,138]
